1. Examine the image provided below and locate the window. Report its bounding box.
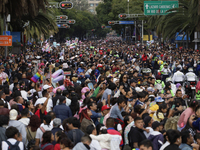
[89,9,94,12]
[96,4,98,6]
[90,3,94,7]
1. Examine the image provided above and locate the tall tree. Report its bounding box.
[0,0,48,20]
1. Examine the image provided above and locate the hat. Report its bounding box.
[9,109,18,120]
[166,77,172,82]
[85,78,91,83]
[43,84,52,90]
[147,87,154,92]
[152,121,161,130]
[176,83,181,88]
[144,116,152,127]
[53,118,61,127]
[130,79,137,83]
[101,105,111,111]
[72,77,78,82]
[155,96,164,103]
[135,87,143,92]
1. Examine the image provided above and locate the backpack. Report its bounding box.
[41,143,52,150]
[27,127,35,149]
[164,116,180,130]
[5,141,20,150]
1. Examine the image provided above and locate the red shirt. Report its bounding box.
[107,127,123,146]
[54,144,60,150]
[142,55,147,61]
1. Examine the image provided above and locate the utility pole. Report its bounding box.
[142,20,144,45]
[4,14,9,59]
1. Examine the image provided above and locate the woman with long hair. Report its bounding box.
[54,131,69,150]
[119,74,130,96]
[60,137,74,150]
[41,131,54,150]
[26,115,41,149]
[80,108,95,134]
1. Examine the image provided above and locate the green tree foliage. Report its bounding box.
[148,0,200,40]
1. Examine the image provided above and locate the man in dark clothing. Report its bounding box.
[148,121,164,150]
[164,130,181,150]
[66,117,85,145]
[128,117,146,149]
[51,118,62,145]
[21,73,29,88]
[53,96,72,122]
[52,88,63,107]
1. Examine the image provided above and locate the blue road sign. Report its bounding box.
[57,24,61,27]
[175,32,190,41]
[11,32,21,43]
[3,31,11,35]
[119,21,134,25]
[105,26,112,28]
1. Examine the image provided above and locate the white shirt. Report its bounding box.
[185,72,196,81]
[110,135,122,150]
[20,90,28,100]
[90,134,111,150]
[18,118,30,127]
[2,138,24,150]
[35,124,53,142]
[143,127,154,138]
[172,71,184,83]
[9,83,14,92]
[160,141,170,150]
[90,139,101,150]
[34,97,53,112]
[85,68,92,75]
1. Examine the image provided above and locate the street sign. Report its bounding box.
[3,31,11,35]
[144,1,179,15]
[11,32,21,43]
[119,21,134,25]
[0,35,12,46]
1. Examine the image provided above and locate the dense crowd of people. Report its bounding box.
[0,39,200,150]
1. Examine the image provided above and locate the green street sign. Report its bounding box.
[144,1,179,15]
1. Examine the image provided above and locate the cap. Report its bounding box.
[155,96,164,103]
[135,87,143,92]
[152,121,161,130]
[53,118,61,127]
[43,84,52,90]
[143,116,152,127]
[9,109,18,120]
[101,105,110,111]
[130,79,137,83]
[176,83,181,88]
[147,87,154,92]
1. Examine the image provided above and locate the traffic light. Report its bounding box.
[108,21,115,25]
[60,15,67,19]
[119,14,127,19]
[60,2,73,9]
[101,26,105,29]
[68,20,75,24]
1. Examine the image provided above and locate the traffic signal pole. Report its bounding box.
[119,13,144,44]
